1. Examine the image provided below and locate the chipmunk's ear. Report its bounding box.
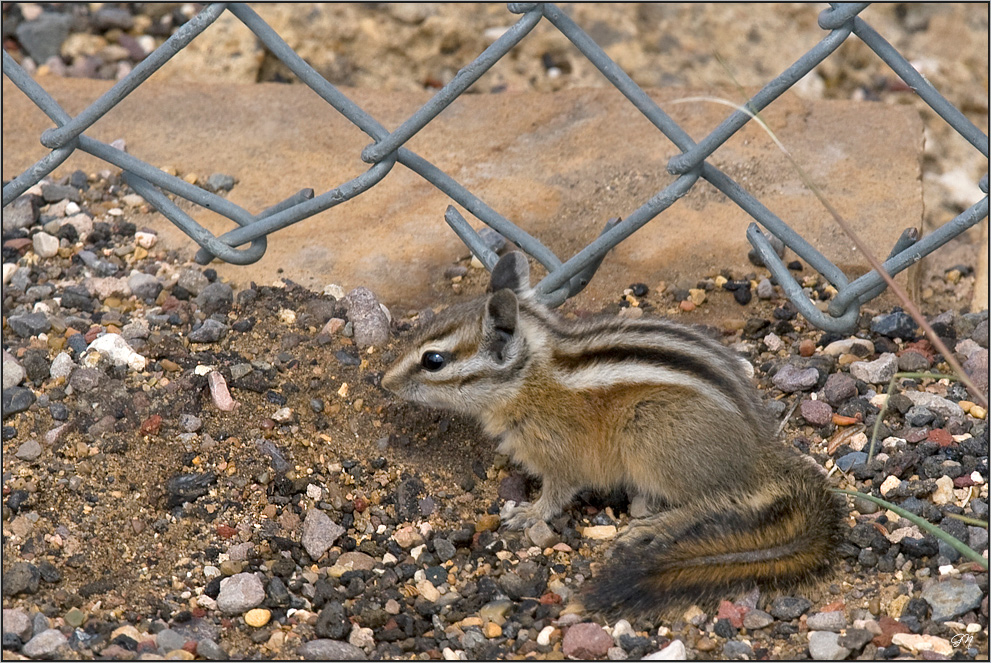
[489,252,530,295]
[483,289,519,362]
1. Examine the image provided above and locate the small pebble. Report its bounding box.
[808,630,851,660]
[800,399,833,426]
[806,611,847,632]
[772,364,819,392]
[244,608,271,628]
[207,371,237,411]
[301,509,345,560]
[643,639,686,660]
[216,573,265,614]
[849,353,898,384]
[562,622,613,659]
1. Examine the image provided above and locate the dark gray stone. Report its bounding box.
[195,281,234,315]
[2,387,35,420]
[2,562,40,596]
[836,452,867,472]
[59,284,96,312]
[165,472,217,508]
[870,311,917,339]
[8,312,51,338]
[768,596,812,620]
[904,406,935,427]
[433,538,456,562]
[315,602,348,639]
[188,318,228,343]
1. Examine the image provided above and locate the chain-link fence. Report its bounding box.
[3,2,988,332]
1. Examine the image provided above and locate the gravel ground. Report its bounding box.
[2,168,988,661]
[2,3,989,661]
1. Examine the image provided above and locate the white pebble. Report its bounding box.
[643,639,687,660]
[84,334,146,371]
[536,625,555,646]
[134,230,158,248]
[32,232,60,258]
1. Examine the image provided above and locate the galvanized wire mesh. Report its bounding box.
[3,2,988,332]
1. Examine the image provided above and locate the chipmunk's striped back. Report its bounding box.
[382,252,844,617]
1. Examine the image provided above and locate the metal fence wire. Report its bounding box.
[3,2,988,333]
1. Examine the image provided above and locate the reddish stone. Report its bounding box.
[161,296,182,312]
[717,600,748,628]
[182,641,198,654]
[3,238,33,253]
[140,414,162,436]
[954,475,976,488]
[873,615,911,647]
[832,413,860,426]
[820,600,845,612]
[353,497,367,513]
[927,428,955,447]
[191,608,206,619]
[562,622,614,659]
[217,525,238,539]
[539,592,562,605]
[799,339,816,357]
[84,326,103,343]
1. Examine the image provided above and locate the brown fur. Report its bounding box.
[382,252,846,618]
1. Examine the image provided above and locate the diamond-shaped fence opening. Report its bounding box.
[3,2,988,332]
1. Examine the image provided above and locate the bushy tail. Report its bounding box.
[585,467,845,617]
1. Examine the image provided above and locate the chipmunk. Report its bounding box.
[382,251,845,616]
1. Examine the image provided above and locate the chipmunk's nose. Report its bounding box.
[380,369,399,393]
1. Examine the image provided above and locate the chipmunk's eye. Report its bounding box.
[420,352,446,371]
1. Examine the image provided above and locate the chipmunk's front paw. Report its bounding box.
[502,501,544,530]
